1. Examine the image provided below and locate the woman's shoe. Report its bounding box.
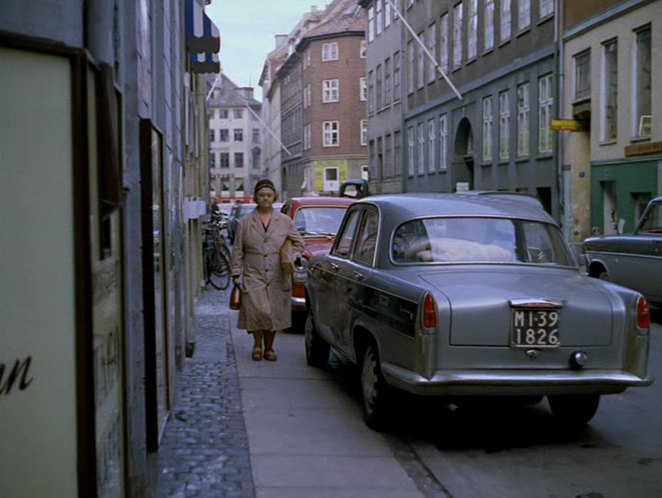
[263,349,278,362]
[252,347,263,361]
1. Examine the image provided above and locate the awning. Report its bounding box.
[186,0,220,73]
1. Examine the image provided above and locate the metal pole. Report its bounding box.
[243,100,292,156]
[387,0,463,100]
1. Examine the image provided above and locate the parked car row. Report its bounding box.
[302,193,654,430]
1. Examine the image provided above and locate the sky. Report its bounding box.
[207,1,323,101]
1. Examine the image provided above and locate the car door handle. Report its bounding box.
[352,271,364,281]
[329,262,340,271]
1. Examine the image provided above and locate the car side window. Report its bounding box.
[639,203,662,233]
[353,209,378,266]
[332,209,361,259]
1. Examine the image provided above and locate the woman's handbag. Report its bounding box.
[229,283,241,310]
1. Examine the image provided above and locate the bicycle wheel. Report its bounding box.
[207,250,230,290]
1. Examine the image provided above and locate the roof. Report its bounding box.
[356,193,554,224]
[208,73,261,107]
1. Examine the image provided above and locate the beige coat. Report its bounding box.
[230,209,304,331]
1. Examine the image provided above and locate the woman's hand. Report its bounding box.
[232,275,241,286]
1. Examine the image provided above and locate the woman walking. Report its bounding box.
[230,179,304,361]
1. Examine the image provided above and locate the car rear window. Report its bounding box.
[391,217,576,266]
[293,206,348,236]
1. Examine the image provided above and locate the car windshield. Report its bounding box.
[391,217,576,266]
[293,206,348,236]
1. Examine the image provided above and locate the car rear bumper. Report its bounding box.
[291,296,306,311]
[381,362,654,397]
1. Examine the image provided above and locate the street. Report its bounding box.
[322,311,662,498]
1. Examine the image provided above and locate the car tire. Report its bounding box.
[548,394,600,427]
[304,312,329,367]
[361,343,394,431]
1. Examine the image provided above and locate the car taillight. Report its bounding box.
[422,293,438,329]
[636,296,650,330]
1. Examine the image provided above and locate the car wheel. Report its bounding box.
[304,312,329,367]
[548,394,600,427]
[361,343,394,431]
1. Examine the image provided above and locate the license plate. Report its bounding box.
[511,309,560,347]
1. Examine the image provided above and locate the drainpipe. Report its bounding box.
[556,0,570,241]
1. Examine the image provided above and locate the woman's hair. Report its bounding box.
[253,179,278,202]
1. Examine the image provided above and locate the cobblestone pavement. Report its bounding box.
[154,288,254,498]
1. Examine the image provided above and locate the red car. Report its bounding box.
[281,197,355,330]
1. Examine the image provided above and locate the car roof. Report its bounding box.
[285,197,355,207]
[355,193,554,224]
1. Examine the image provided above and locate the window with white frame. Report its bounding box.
[234,109,243,118]
[485,0,495,51]
[468,0,478,60]
[360,77,367,101]
[407,39,415,94]
[376,64,383,109]
[393,130,401,177]
[394,51,401,101]
[633,26,651,137]
[360,40,367,58]
[220,152,230,168]
[574,50,590,101]
[322,42,339,61]
[384,57,392,105]
[439,114,448,170]
[376,0,383,35]
[482,96,493,161]
[428,23,437,83]
[540,0,554,19]
[440,13,449,74]
[368,70,375,113]
[501,0,511,43]
[417,32,425,89]
[368,7,375,42]
[407,126,415,175]
[499,90,510,159]
[361,119,368,146]
[518,0,531,31]
[323,121,340,146]
[602,40,618,141]
[538,74,553,153]
[210,129,215,142]
[210,151,216,168]
[417,122,425,174]
[252,128,260,144]
[307,84,312,107]
[234,152,244,168]
[305,49,311,68]
[428,119,436,172]
[453,3,463,69]
[303,83,309,107]
[234,128,243,142]
[304,124,311,150]
[323,79,339,102]
[219,129,229,142]
[517,82,530,157]
[385,0,391,27]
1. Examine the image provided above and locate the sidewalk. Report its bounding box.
[155,287,430,498]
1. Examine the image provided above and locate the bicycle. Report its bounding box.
[202,214,231,290]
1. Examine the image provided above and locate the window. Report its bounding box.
[499,90,510,159]
[517,83,530,157]
[540,0,554,19]
[323,121,340,147]
[417,32,425,89]
[384,58,392,105]
[323,79,340,102]
[219,109,229,119]
[333,209,361,258]
[501,0,511,43]
[304,124,311,150]
[233,129,243,142]
[210,151,216,168]
[440,13,449,74]
[385,0,391,27]
[393,130,402,177]
[574,50,590,101]
[468,0,477,60]
[368,7,375,42]
[368,70,375,114]
[252,148,260,169]
[439,114,448,170]
[602,40,618,141]
[633,26,651,137]
[428,23,437,83]
[354,210,378,266]
[322,42,339,61]
[360,77,367,101]
[306,84,312,107]
[482,96,494,161]
[453,3,463,69]
[428,119,436,172]
[361,119,368,146]
[219,128,229,142]
[252,128,260,144]
[376,0,383,35]
[385,134,393,178]
[376,64,383,108]
[407,39,415,94]
[539,74,553,153]
[360,40,367,58]
[220,152,230,168]
[393,51,402,101]
[484,0,495,51]
[233,109,243,119]
[209,129,215,142]
[234,177,244,193]
[407,126,415,175]
[518,0,531,31]
[234,152,244,168]
[417,122,425,174]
